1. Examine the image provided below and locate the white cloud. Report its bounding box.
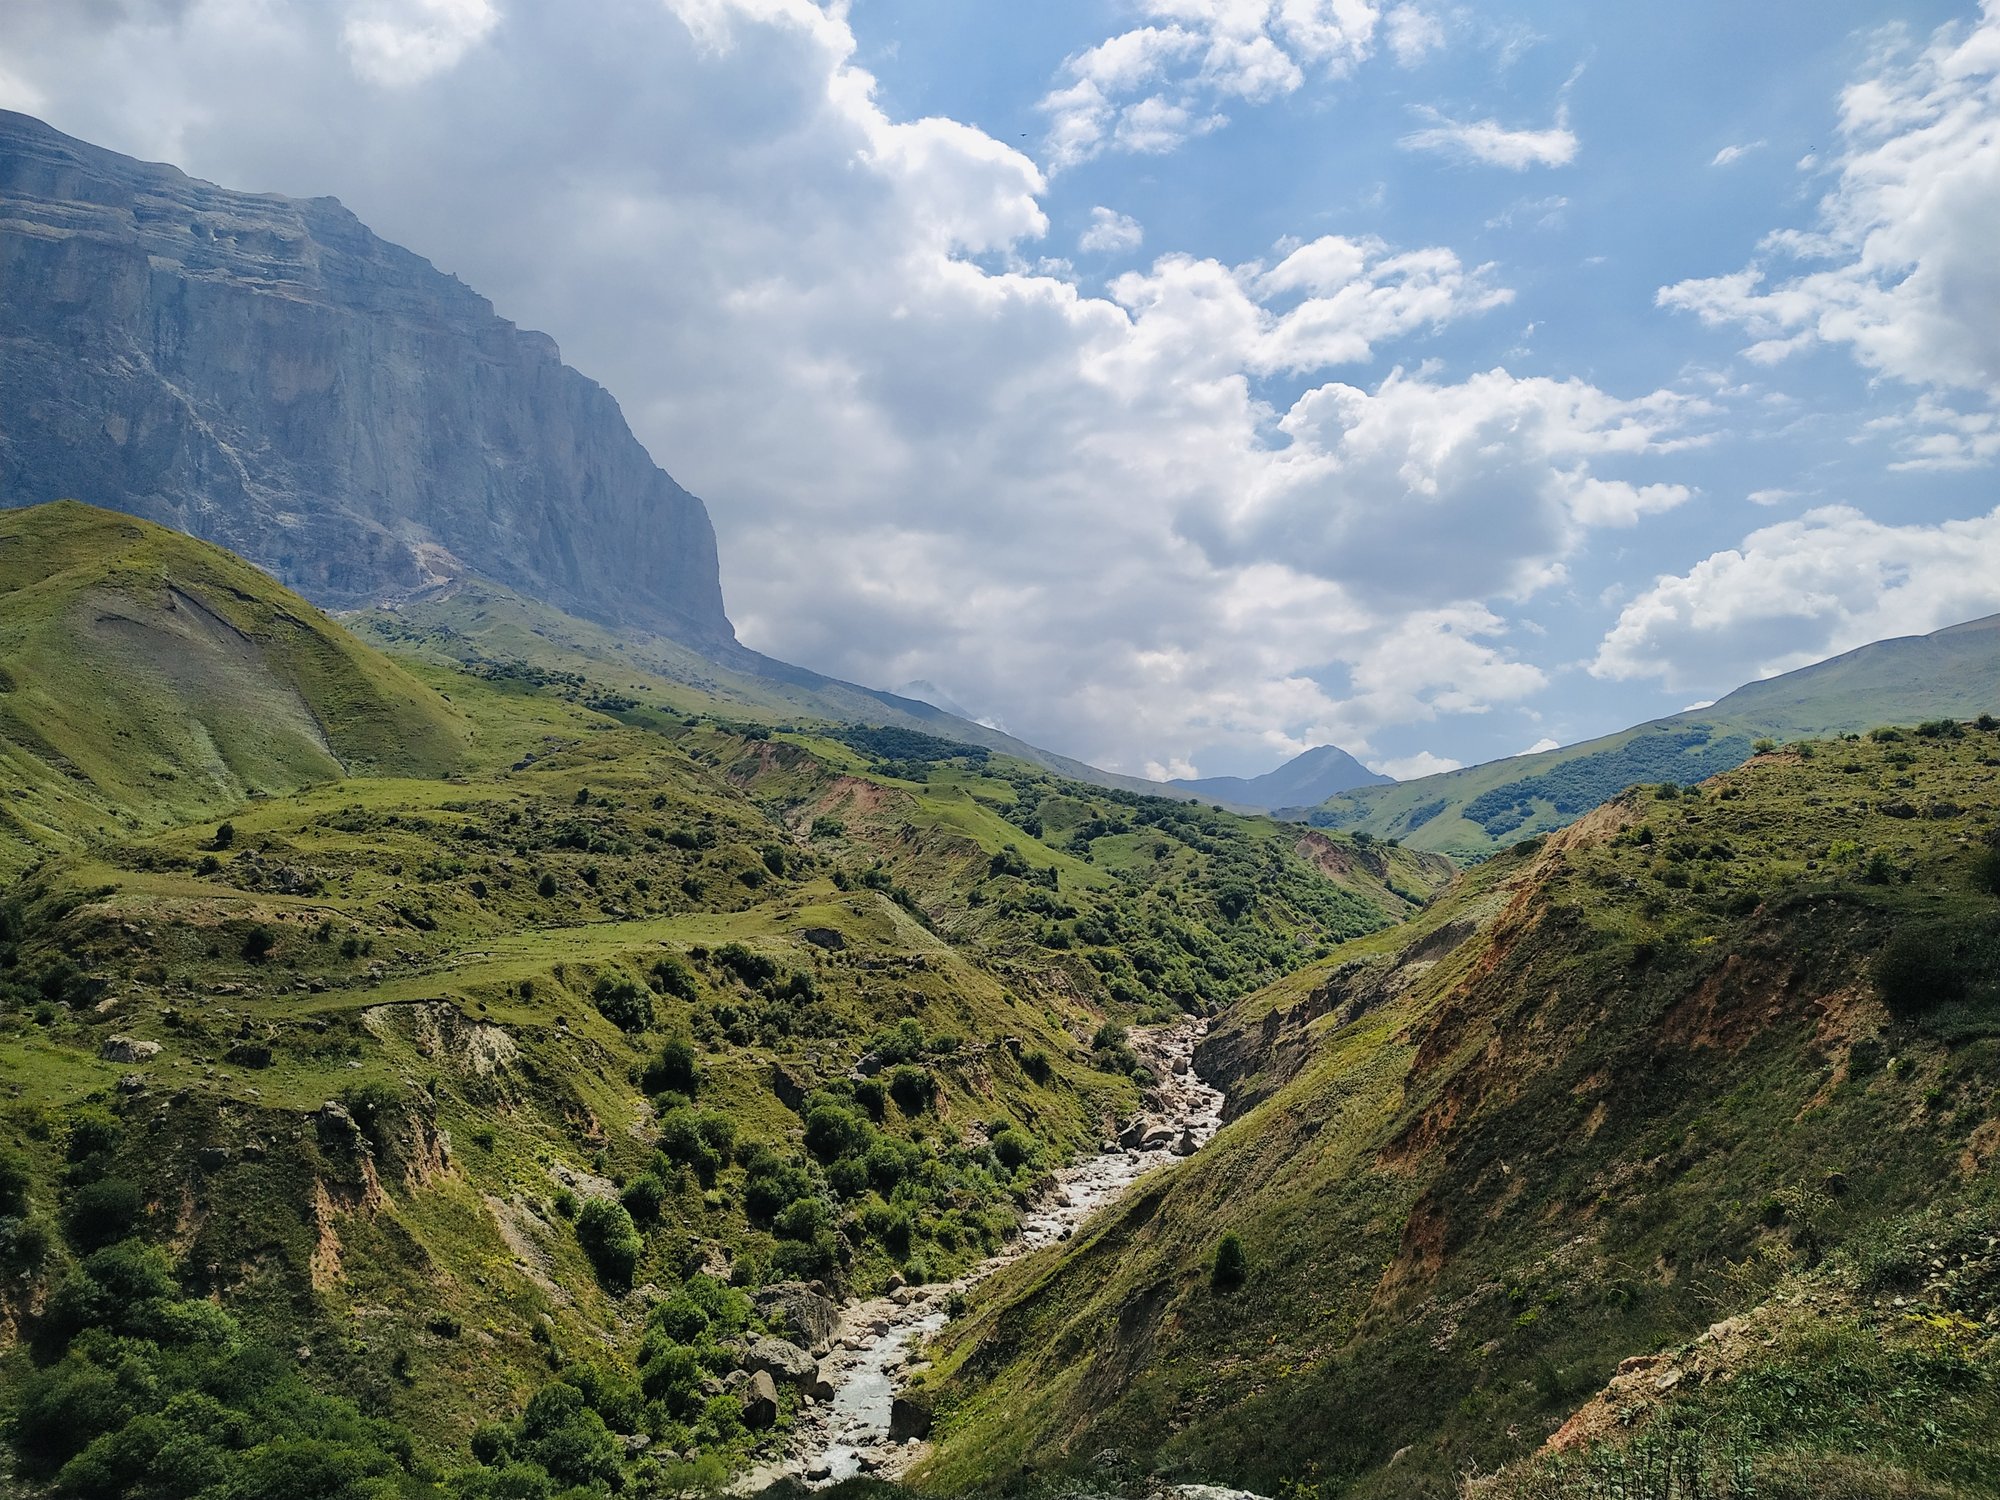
[1384,4,1446,66]
[1659,5,2000,458]
[343,0,497,87]
[0,0,1700,778]
[1745,487,1798,506]
[1709,140,1764,167]
[1399,104,1577,169]
[1593,504,2000,690]
[1520,736,1561,755]
[1377,749,1462,779]
[1079,206,1144,255]
[1039,0,1381,169]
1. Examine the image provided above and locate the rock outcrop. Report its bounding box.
[0,110,732,647]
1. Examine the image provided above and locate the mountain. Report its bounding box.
[0,504,1454,1481]
[921,722,2000,1496]
[0,109,730,646]
[1174,743,1391,810]
[0,500,467,868]
[1298,613,2000,858]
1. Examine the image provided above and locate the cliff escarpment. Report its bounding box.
[0,110,730,645]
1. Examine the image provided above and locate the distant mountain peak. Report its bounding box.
[1172,743,1392,810]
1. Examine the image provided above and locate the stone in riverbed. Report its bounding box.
[743,1336,818,1386]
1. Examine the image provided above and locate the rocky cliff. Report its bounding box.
[0,110,731,645]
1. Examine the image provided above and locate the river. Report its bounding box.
[741,1020,1226,1489]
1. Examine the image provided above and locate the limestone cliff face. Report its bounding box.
[0,110,732,645]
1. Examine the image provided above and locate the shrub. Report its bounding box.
[642,1038,701,1098]
[61,1179,144,1252]
[590,973,654,1032]
[991,1128,1036,1173]
[889,1064,934,1114]
[574,1198,642,1287]
[619,1174,667,1225]
[1873,928,1967,1013]
[211,822,235,850]
[0,1149,31,1216]
[536,872,558,899]
[649,954,700,1002]
[1973,846,2000,898]
[1210,1231,1248,1292]
[240,925,276,961]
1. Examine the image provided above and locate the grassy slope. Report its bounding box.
[921,723,2000,1499]
[351,582,1187,799]
[0,501,468,872]
[1302,614,2000,860]
[0,505,1444,1475]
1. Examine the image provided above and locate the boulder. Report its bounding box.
[754,1280,839,1353]
[99,1035,161,1063]
[742,1336,818,1386]
[742,1370,780,1429]
[809,1369,837,1403]
[224,1042,273,1069]
[888,1394,932,1442]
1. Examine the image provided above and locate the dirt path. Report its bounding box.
[740,1020,1226,1489]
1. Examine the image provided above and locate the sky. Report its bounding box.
[4,0,1999,781]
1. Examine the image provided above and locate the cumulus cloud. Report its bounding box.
[1039,0,1382,170]
[0,0,1699,776]
[1593,504,2000,690]
[1384,4,1447,66]
[1659,5,2000,460]
[343,0,498,87]
[1079,206,1144,255]
[1399,104,1577,169]
[1378,749,1462,779]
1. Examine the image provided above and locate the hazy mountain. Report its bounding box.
[1298,613,2000,857]
[1173,743,1391,809]
[0,110,730,646]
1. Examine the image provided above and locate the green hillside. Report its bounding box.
[0,503,1448,1492]
[353,581,1185,800]
[1301,614,2000,859]
[921,723,2000,1498]
[0,502,470,871]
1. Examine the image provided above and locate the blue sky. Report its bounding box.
[4,0,1998,780]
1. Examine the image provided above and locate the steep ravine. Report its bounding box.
[741,1022,1227,1490]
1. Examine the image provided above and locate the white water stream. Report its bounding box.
[740,1021,1225,1490]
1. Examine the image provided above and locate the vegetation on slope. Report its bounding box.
[0,502,469,872]
[921,718,2000,1499]
[1302,614,2000,859]
[0,503,1440,1494]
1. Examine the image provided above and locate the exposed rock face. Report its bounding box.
[0,111,732,646]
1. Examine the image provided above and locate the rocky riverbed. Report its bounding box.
[738,1020,1226,1490]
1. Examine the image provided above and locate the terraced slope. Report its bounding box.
[1301,613,2000,859]
[921,722,2000,1499]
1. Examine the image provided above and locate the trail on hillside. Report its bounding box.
[745,1021,1225,1489]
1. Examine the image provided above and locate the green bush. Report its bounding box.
[590,972,654,1032]
[641,1038,701,1097]
[889,1064,934,1114]
[649,953,700,1002]
[61,1179,144,1252]
[573,1197,641,1287]
[1873,928,1967,1013]
[1210,1231,1248,1292]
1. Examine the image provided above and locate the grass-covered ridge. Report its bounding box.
[0,502,1446,1491]
[920,720,2000,1499]
[1300,612,2000,859]
[0,501,469,873]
